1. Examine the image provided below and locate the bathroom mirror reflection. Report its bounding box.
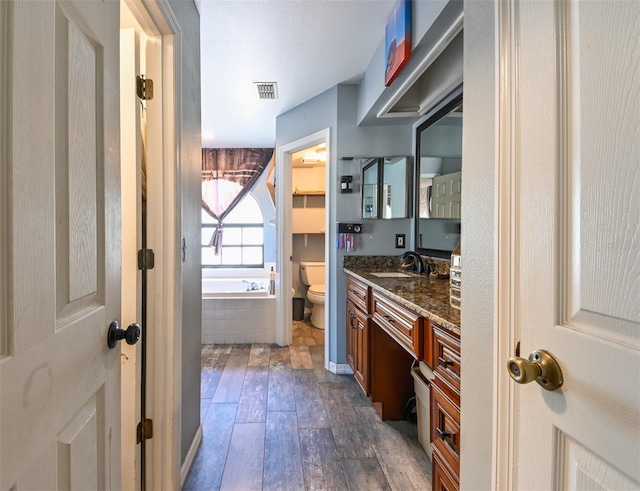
[415,88,462,257]
[361,156,412,219]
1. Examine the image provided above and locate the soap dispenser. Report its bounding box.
[269,267,276,295]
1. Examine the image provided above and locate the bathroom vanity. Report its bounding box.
[343,265,461,489]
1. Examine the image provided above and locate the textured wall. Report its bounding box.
[169,0,203,466]
[460,1,496,489]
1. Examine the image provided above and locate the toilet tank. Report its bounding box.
[300,261,325,286]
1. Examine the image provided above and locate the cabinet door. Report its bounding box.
[353,305,370,395]
[346,300,357,374]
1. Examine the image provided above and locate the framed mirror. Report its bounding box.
[414,87,462,257]
[361,157,412,219]
[362,159,379,219]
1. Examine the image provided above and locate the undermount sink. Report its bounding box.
[371,272,412,278]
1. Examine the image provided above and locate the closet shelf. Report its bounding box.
[293,190,325,196]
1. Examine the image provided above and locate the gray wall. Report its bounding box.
[277,85,414,365]
[170,0,202,465]
[460,0,495,488]
[335,85,414,363]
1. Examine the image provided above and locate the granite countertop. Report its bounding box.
[344,267,461,335]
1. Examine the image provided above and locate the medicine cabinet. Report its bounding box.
[361,156,412,219]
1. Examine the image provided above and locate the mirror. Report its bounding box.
[362,159,379,219]
[361,156,412,219]
[415,89,462,256]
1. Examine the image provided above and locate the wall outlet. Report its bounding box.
[395,234,406,249]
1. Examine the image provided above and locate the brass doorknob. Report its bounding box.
[507,349,563,391]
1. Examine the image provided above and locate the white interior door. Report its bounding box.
[504,0,639,488]
[0,0,122,488]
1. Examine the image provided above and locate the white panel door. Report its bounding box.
[506,0,639,488]
[432,171,461,219]
[0,0,122,488]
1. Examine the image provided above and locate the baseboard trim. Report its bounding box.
[180,423,203,488]
[329,362,353,375]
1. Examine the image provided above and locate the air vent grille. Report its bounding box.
[254,82,278,100]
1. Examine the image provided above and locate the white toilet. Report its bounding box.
[300,261,325,329]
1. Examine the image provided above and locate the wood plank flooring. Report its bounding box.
[183,319,432,491]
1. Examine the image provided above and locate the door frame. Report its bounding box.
[119,0,183,488]
[494,0,517,488]
[276,128,331,365]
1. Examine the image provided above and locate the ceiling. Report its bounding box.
[196,0,398,149]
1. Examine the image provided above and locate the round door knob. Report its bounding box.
[107,321,141,349]
[507,357,541,384]
[507,349,563,391]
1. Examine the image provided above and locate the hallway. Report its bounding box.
[183,320,432,490]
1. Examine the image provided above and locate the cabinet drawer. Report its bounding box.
[347,276,369,313]
[433,325,461,394]
[431,380,460,477]
[371,290,422,358]
[432,445,459,491]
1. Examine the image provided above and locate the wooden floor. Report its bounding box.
[183,319,432,491]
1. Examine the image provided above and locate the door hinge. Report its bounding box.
[137,418,153,443]
[136,75,154,101]
[138,249,155,270]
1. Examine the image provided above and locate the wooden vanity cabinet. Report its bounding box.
[346,299,370,394]
[346,276,371,395]
[431,323,461,489]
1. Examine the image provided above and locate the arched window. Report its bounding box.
[201,193,264,268]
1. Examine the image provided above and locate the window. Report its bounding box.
[202,193,264,268]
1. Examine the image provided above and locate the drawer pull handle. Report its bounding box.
[438,356,454,368]
[436,428,451,441]
[382,315,395,324]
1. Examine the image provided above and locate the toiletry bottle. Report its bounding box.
[269,267,275,295]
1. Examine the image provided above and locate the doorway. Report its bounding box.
[119,1,181,488]
[276,129,331,368]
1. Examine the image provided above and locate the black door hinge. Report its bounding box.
[138,249,155,271]
[136,75,154,101]
[137,418,153,443]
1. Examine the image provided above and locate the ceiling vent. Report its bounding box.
[254,82,278,100]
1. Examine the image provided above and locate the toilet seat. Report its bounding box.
[308,284,325,296]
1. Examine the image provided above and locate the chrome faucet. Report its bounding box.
[399,251,424,274]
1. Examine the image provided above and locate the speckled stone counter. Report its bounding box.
[343,266,460,336]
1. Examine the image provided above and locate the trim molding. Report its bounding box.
[0,0,8,358]
[329,362,353,375]
[180,424,203,488]
[495,0,518,489]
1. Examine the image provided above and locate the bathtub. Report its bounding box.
[202,277,275,344]
[202,278,269,298]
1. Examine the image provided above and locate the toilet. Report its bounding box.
[300,261,325,329]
